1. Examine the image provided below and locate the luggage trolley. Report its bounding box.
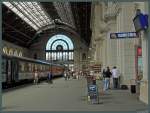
[86,76,99,104]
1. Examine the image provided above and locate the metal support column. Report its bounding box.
[148,1,150,106]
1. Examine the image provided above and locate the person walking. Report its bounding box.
[102,69,106,78]
[67,70,70,80]
[102,69,106,89]
[64,70,67,80]
[47,72,53,84]
[111,66,120,89]
[34,70,39,85]
[103,67,112,91]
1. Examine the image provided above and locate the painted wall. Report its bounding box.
[29,31,89,71]
[2,40,29,57]
[90,2,148,104]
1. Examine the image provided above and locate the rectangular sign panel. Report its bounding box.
[88,85,97,93]
[133,14,148,32]
[110,32,137,39]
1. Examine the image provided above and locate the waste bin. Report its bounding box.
[131,85,136,94]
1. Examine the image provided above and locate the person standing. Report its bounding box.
[67,70,70,80]
[111,66,120,89]
[103,67,112,91]
[34,70,39,85]
[64,70,67,80]
[47,72,53,84]
[102,69,106,78]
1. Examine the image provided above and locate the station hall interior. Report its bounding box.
[1,1,149,111]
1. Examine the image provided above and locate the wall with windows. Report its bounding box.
[90,2,148,104]
[2,40,29,57]
[45,34,74,62]
[29,32,89,71]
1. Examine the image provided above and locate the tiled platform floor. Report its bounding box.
[2,77,148,111]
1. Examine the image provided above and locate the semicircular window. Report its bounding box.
[46,34,74,62]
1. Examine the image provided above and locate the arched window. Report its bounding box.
[19,51,23,57]
[46,34,74,62]
[14,49,18,56]
[3,47,8,54]
[9,48,13,55]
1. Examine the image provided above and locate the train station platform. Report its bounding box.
[2,77,148,111]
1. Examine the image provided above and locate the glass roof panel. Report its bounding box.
[3,2,52,31]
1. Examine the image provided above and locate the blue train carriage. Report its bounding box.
[2,54,65,89]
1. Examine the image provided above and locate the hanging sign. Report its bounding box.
[110,32,137,39]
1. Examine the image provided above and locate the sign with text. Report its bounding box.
[133,14,148,32]
[110,32,137,39]
[88,85,97,93]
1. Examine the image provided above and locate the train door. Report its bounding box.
[11,59,19,82]
[2,58,7,83]
[7,59,12,84]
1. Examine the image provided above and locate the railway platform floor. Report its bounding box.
[2,77,148,111]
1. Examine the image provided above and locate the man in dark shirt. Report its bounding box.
[103,67,112,91]
[47,72,53,84]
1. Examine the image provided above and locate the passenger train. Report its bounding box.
[2,54,65,89]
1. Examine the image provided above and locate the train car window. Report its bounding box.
[42,65,44,71]
[19,62,22,72]
[35,64,37,71]
[28,63,32,72]
[39,65,40,71]
[20,62,25,72]
[37,64,39,71]
[46,66,48,71]
[31,64,33,72]
[2,59,7,82]
[24,62,27,72]
[25,63,27,72]
[44,66,46,71]
[2,59,6,74]
[31,63,34,72]
[38,64,40,71]
[40,65,42,71]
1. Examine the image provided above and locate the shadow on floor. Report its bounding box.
[2,105,20,110]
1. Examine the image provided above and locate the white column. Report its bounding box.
[147,2,150,104]
[138,2,149,104]
[106,20,117,68]
[116,3,137,85]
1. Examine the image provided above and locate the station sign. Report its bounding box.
[110,32,137,39]
[88,85,97,93]
[133,13,148,32]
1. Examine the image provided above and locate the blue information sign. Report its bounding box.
[133,13,148,32]
[110,32,137,39]
[88,85,97,93]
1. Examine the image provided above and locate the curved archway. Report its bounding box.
[46,34,74,68]
[46,34,74,50]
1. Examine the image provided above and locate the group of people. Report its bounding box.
[64,70,71,80]
[33,70,53,85]
[64,70,85,80]
[102,66,120,91]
